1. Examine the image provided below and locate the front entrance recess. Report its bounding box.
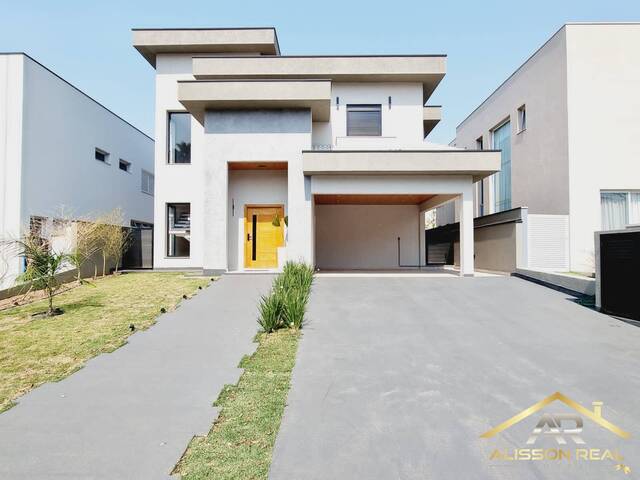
[244,205,285,269]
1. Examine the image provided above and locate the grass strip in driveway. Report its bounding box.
[174,329,300,480]
[0,272,210,412]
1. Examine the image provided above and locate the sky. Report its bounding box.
[1,0,639,145]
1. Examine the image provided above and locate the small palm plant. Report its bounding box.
[16,236,69,316]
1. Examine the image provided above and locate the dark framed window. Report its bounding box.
[167,112,191,164]
[346,104,382,136]
[119,159,131,172]
[166,203,191,257]
[95,148,110,163]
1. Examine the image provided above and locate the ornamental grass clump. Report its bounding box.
[258,262,313,332]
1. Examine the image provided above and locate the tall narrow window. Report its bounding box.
[141,170,154,196]
[167,203,190,257]
[476,136,483,150]
[168,112,191,164]
[346,104,382,136]
[517,105,527,133]
[492,120,512,213]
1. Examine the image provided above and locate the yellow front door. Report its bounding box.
[244,206,285,269]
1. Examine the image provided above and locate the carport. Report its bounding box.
[303,149,500,275]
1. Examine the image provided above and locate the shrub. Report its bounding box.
[257,289,285,333]
[258,262,313,332]
[283,288,307,329]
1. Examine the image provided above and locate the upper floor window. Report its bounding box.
[141,169,154,196]
[517,105,527,133]
[168,112,191,164]
[95,148,110,164]
[119,159,131,173]
[346,104,382,136]
[492,120,512,213]
[476,136,483,150]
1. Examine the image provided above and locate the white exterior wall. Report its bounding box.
[454,24,640,272]
[153,54,204,269]
[0,54,154,288]
[313,82,425,150]
[565,24,640,272]
[203,109,312,271]
[454,28,570,217]
[19,55,154,227]
[227,170,288,271]
[0,55,25,285]
[315,205,420,269]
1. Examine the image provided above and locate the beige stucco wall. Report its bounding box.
[565,24,640,272]
[454,28,570,216]
[453,222,519,273]
[315,204,421,270]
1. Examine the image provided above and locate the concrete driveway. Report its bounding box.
[269,276,640,480]
[0,274,272,480]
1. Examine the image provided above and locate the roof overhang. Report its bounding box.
[423,105,441,138]
[192,55,446,102]
[302,150,500,182]
[177,79,332,124]
[132,28,280,67]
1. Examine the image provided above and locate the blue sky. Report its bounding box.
[1,0,638,144]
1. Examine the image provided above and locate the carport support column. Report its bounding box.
[459,184,474,276]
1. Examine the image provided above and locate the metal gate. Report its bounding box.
[425,223,457,265]
[123,227,153,269]
[599,230,640,320]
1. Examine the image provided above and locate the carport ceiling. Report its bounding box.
[314,194,435,205]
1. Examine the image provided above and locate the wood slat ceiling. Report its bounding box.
[314,194,435,205]
[228,162,288,170]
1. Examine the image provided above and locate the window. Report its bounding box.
[476,136,483,150]
[167,203,190,257]
[476,180,485,217]
[492,120,512,213]
[601,191,640,230]
[346,104,382,136]
[168,112,191,164]
[119,159,131,172]
[95,148,110,163]
[141,169,154,196]
[517,105,527,133]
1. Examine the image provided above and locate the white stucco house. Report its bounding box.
[133,27,500,276]
[0,53,154,287]
[453,23,640,273]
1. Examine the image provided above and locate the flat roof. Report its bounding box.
[0,52,152,141]
[177,79,331,124]
[302,149,501,182]
[192,55,446,102]
[455,22,640,131]
[132,28,280,67]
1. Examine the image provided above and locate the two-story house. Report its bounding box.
[133,27,500,276]
[0,53,154,288]
[453,23,640,273]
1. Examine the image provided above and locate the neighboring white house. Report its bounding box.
[0,53,154,287]
[453,23,640,273]
[133,27,500,276]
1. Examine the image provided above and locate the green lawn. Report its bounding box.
[174,329,300,480]
[0,272,210,412]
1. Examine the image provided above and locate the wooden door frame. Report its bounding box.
[244,204,285,269]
